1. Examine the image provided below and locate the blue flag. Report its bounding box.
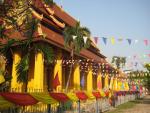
[102,37,107,45]
[127,39,132,45]
[81,75,84,88]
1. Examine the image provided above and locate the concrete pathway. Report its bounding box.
[107,95,150,113]
[121,95,150,113]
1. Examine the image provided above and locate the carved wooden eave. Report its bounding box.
[1,1,106,63]
[32,1,103,50]
[32,1,106,59]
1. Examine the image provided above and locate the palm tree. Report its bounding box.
[144,63,150,72]
[63,22,91,91]
[0,0,54,92]
[111,56,126,69]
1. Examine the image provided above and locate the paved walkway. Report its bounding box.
[108,95,150,113]
[122,95,150,113]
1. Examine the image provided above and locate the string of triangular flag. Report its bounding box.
[127,54,150,59]
[125,61,144,68]
[93,37,149,46]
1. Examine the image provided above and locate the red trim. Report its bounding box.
[0,92,38,106]
[75,92,88,100]
[92,92,101,99]
[49,92,69,102]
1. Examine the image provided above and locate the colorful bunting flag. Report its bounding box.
[111,37,115,45]
[121,81,125,91]
[81,75,85,88]
[143,54,146,58]
[109,77,113,90]
[102,37,107,45]
[53,72,60,89]
[127,39,132,45]
[133,55,136,59]
[104,74,109,89]
[134,62,138,67]
[0,75,5,84]
[118,38,123,42]
[95,36,150,46]
[113,78,118,91]
[94,37,98,44]
[117,80,122,91]
[144,39,148,46]
[97,75,102,90]
[83,36,88,44]
[60,0,63,8]
[72,35,77,40]
[135,40,138,44]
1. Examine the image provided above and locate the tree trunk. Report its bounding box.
[24,79,28,92]
[65,49,74,92]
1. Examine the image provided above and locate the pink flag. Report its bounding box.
[144,40,148,46]
[97,80,102,89]
[94,37,98,44]
[133,55,136,59]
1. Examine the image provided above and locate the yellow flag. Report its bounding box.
[85,91,95,100]
[125,81,129,91]
[0,96,14,109]
[111,37,115,45]
[67,92,79,102]
[30,92,58,104]
[104,74,109,89]
[117,79,122,91]
[113,78,118,91]
[0,75,5,84]
[109,77,114,90]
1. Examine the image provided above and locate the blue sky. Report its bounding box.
[54,0,150,71]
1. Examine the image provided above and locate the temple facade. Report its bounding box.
[0,0,123,93]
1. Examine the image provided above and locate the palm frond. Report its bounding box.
[63,22,91,53]
[24,17,39,39]
[63,26,75,46]
[43,0,54,5]
[74,35,84,53]
[80,27,91,37]
[34,44,54,64]
[16,53,29,83]
[0,39,16,56]
[0,25,8,39]
[84,38,91,48]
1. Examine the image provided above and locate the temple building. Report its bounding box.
[1,0,119,93]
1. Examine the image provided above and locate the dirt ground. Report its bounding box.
[117,95,150,113]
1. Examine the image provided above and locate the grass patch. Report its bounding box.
[107,101,137,113]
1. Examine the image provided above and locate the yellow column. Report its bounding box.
[73,63,80,90]
[104,73,109,89]
[53,49,62,91]
[117,79,122,91]
[87,66,93,91]
[113,78,118,91]
[0,56,6,84]
[109,77,114,90]
[11,51,23,91]
[33,52,44,91]
[97,71,102,90]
